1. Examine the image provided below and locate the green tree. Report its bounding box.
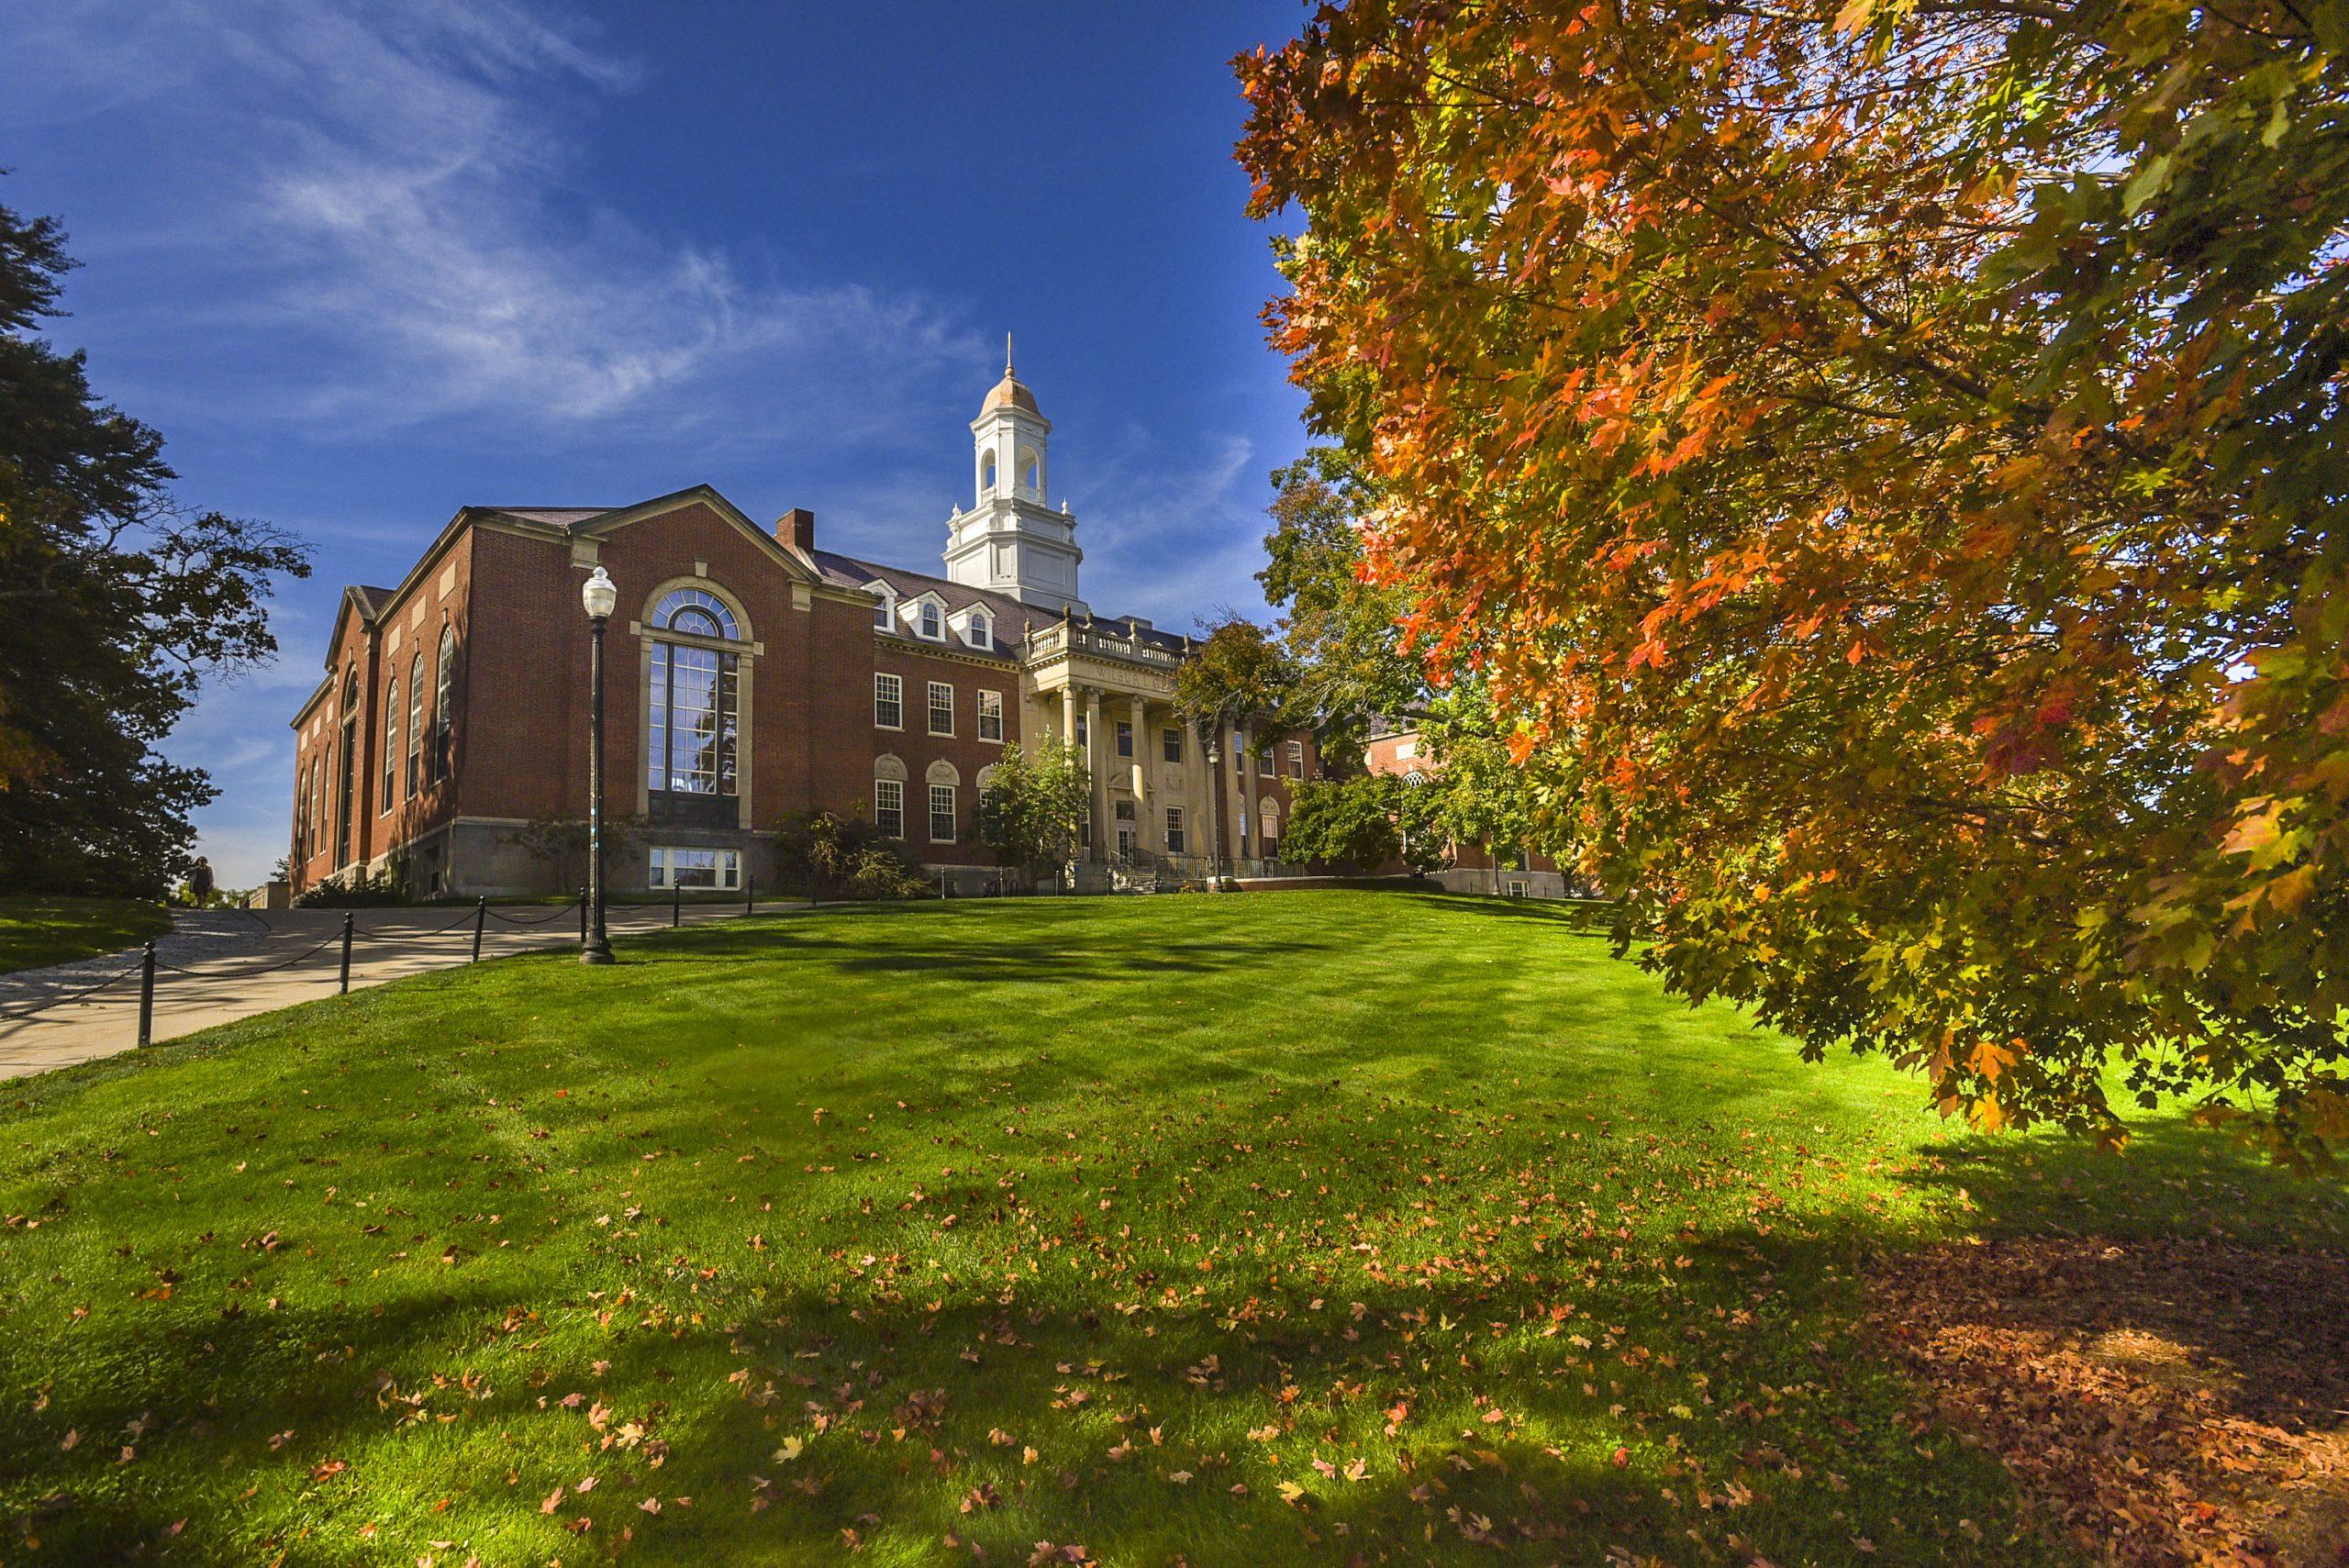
[1281,772,1449,874]
[971,739,1088,882]
[1174,616,1301,873]
[1258,447,1423,771]
[0,194,308,895]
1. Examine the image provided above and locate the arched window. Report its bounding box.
[926,760,961,844]
[1018,448,1040,493]
[980,451,997,493]
[337,667,359,867]
[381,676,399,810]
[1259,796,1280,857]
[647,587,740,824]
[968,611,989,650]
[406,651,424,795]
[295,762,309,864]
[1402,769,1428,787]
[432,626,456,781]
[874,753,907,840]
[650,587,739,640]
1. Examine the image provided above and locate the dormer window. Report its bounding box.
[969,612,990,650]
[920,602,942,639]
[863,581,896,632]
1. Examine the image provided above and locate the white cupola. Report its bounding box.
[943,337,1085,614]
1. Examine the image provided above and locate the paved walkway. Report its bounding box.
[0,900,807,1081]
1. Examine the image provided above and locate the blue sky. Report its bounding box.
[1,0,1312,884]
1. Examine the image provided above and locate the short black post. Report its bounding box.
[137,940,156,1048]
[472,895,486,962]
[672,878,680,928]
[338,912,353,995]
[745,872,753,917]
[578,887,588,945]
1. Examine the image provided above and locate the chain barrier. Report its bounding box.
[0,893,785,1057]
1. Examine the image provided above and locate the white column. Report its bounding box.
[1085,687,1108,862]
[1129,694,1149,844]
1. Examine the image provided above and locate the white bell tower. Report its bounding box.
[943,337,1085,613]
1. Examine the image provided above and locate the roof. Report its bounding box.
[810,550,1193,659]
[346,584,396,620]
[981,371,1041,417]
[478,506,620,528]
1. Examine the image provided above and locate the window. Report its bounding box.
[649,633,738,802]
[432,626,456,781]
[969,612,990,650]
[405,651,423,795]
[1162,727,1182,763]
[1164,806,1186,854]
[1286,739,1305,779]
[981,451,997,493]
[929,783,957,843]
[381,677,399,810]
[874,673,902,729]
[1115,720,1133,758]
[977,689,1003,742]
[928,680,954,737]
[1257,749,1274,778]
[650,586,739,639]
[874,777,905,839]
[649,846,740,891]
[1075,716,1088,747]
[873,593,892,630]
[919,602,942,639]
[1507,879,1531,898]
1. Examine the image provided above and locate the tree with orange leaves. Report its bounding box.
[1237,0,2349,1161]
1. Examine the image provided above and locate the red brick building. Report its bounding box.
[286,364,1319,898]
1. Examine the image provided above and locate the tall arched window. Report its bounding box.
[980,451,997,494]
[381,676,399,810]
[647,588,740,826]
[295,761,310,864]
[432,625,456,781]
[337,667,359,867]
[406,651,424,795]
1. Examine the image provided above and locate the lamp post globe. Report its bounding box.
[580,568,617,965]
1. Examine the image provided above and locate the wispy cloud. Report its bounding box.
[6,0,981,435]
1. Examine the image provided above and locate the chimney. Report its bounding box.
[777,507,816,552]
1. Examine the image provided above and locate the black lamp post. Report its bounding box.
[580,566,618,965]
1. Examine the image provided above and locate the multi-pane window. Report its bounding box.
[1115,720,1133,758]
[381,677,399,810]
[977,689,1003,742]
[1257,749,1274,778]
[874,777,905,839]
[1165,806,1186,854]
[928,680,954,737]
[432,626,456,780]
[874,673,903,729]
[873,594,892,630]
[649,846,740,890]
[647,596,740,801]
[920,602,942,639]
[1162,727,1182,763]
[405,651,423,795]
[929,783,956,843]
[1286,740,1305,779]
[1075,716,1088,747]
[969,612,990,649]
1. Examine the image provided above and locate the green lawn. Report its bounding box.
[0,895,171,975]
[1,892,2341,1564]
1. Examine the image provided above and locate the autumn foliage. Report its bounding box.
[1237,1,2349,1158]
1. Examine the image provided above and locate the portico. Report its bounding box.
[1026,614,1201,865]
